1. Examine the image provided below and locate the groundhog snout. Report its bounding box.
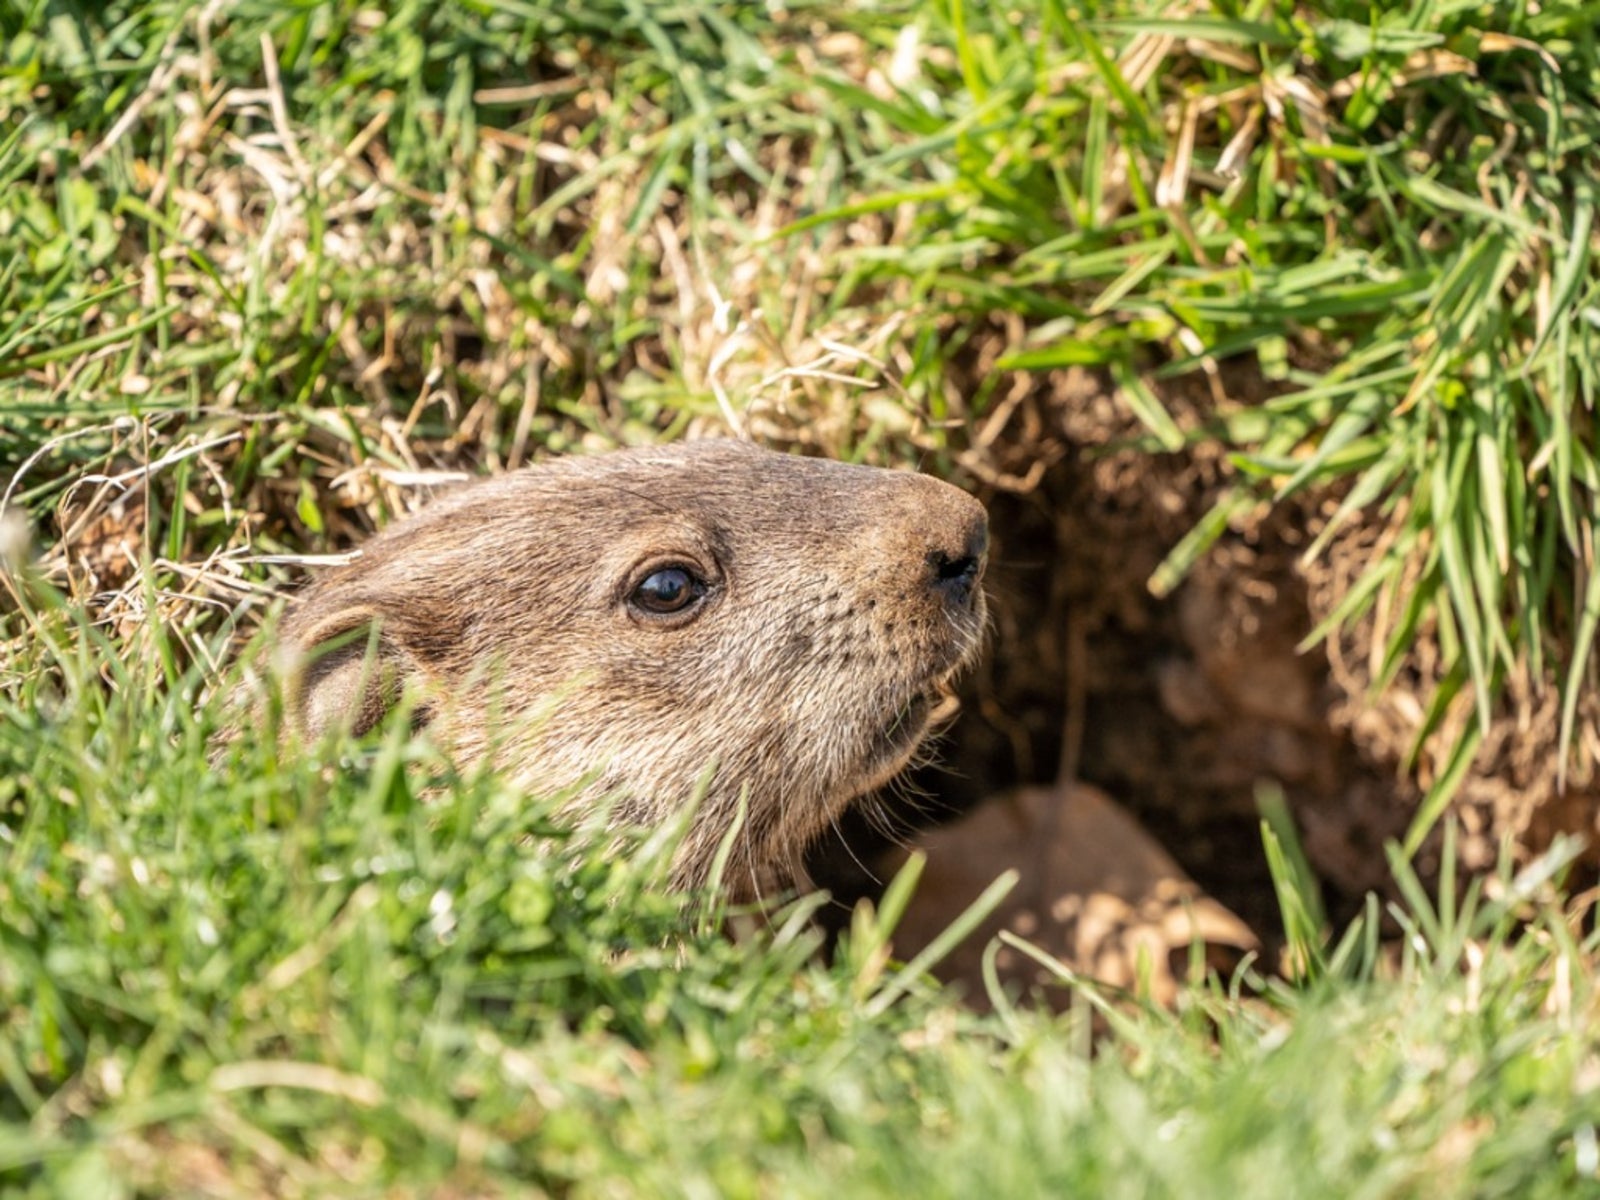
[914,490,988,613]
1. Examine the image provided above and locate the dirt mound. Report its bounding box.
[885,780,1259,1008]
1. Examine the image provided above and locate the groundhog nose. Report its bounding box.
[926,507,988,609]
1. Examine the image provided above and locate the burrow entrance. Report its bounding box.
[811,363,1598,950]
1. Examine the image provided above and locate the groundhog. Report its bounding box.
[277,439,988,897]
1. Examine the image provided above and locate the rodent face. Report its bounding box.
[278,440,988,896]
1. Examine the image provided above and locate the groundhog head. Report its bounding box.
[278,440,988,896]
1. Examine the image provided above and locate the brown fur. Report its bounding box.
[277,439,988,896]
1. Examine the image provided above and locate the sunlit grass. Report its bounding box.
[3,594,1599,1194]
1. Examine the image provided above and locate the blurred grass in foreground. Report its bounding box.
[1,596,1598,1195]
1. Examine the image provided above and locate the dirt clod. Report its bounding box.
[886,781,1258,1008]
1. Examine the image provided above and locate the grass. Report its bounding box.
[6,0,1600,1193]
[3,603,1600,1195]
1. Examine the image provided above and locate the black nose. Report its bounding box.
[927,524,988,608]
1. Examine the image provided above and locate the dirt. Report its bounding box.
[933,371,1412,934]
[883,780,1259,1008]
[814,356,1597,954]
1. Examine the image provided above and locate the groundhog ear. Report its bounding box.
[285,607,405,740]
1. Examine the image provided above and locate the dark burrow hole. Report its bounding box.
[808,443,1419,959]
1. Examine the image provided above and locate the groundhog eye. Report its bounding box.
[631,566,703,615]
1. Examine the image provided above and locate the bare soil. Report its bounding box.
[815,357,1599,949]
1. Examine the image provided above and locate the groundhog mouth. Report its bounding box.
[866,675,963,778]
